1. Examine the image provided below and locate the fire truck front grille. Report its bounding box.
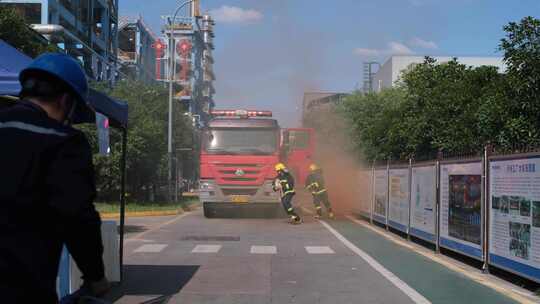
[218,163,262,168]
[221,188,259,196]
[222,177,257,182]
[219,170,259,175]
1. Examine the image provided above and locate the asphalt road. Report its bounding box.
[104,208,520,304]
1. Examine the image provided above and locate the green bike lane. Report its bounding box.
[326,218,519,304]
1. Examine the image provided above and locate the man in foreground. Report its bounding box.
[0,53,109,303]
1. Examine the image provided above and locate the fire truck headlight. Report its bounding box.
[200,181,215,191]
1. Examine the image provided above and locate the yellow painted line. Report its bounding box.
[100,210,182,219]
[128,210,193,241]
[346,215,538,304]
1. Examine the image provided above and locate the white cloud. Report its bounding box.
[353,48,382,57]
[210,6,263,24]
[409,37,438,49]
[353,41,414,58]
[388,42,414,55]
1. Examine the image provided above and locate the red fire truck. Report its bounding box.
[199,110,315,218]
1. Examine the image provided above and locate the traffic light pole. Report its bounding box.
[168,0,194,202]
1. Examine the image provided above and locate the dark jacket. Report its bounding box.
[305,170,327,195]
[273,170,295,196]
[0,101,105,303]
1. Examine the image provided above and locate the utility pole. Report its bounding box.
[167,0,195,202]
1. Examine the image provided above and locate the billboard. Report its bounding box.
[388,168,410,233]
[373,169,388,224]
[489,157,540,283]
[410,165,437,243]
[357,170,372,218]
[440,162,483,260]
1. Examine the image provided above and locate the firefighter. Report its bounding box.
[273,163,302,224]
[305,164,335,219]
[0,53,109,303]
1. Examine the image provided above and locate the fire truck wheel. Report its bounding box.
[203,203,217,218]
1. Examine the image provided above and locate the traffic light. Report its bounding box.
[176,39,192,57]
[152,40,166,59]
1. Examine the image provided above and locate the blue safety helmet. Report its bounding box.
[19,53,94,123]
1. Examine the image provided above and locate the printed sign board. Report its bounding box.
[440,162,483,260]
[373,169,388,224]
[410,165,437,243]
[489,157,540,283]
[388,168,410,233]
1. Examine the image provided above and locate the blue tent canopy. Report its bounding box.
[0,39,128,128]
[0,40,32,96]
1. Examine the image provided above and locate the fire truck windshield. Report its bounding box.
[203,128,278,155]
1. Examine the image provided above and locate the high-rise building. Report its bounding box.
[118,16,159,84]
[162,0,215,125]
[0,0,119,81]
[371,55,506,92]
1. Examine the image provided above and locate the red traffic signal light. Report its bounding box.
[176,40,192,56]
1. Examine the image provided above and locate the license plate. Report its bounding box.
[231,195,249,204]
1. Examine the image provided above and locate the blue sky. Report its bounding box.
[120,0,540,127]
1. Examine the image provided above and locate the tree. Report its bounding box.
[82,80,193,202]
[499,16,540,146]
[0,7,57,57]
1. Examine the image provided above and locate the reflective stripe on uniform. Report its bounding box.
[288,208,294,212]
[0,121,67,137]
[316,206,322,210]
[313,189,327,195]
[284,190,295,195]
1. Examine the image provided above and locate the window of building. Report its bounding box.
[0,3,42,24]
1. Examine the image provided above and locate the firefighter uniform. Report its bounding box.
[273,163,302,224]
[305,164,334,219]
[0,54,105,303]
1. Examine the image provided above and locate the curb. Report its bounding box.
[99,203,200,219]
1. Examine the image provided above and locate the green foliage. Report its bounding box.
[335,16,540,162]
[82,80,193,202]
[0,7,58,57]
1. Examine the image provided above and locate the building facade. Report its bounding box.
[118,16,158,84]
[162,0,215,125]
[371,55,506,92]
[302,92,347,125]
[0,0,118,81]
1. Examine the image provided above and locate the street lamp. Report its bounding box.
[168,0,194,202]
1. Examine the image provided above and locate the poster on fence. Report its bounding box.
[440,162,483,259]
[357,170,372,218]
[410,165,437,242]
[489,157,540,283]
[373,169,388,224]
[388,168,410,232]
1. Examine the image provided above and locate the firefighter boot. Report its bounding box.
[328,208,335,219]
[314,206,322,219]
[291,215,302,225]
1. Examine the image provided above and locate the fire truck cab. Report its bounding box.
[199,110,283,218]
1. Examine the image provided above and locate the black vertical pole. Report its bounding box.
[118,128,127,281]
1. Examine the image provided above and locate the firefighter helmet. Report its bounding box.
[309,164,320,171]
[275,163,286,172]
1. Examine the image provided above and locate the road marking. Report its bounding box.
[251,246,277,254]
[192,244,222,253]
[133,244,168,253]
[319,220,431,304]
[126,212,191,242]
[305,246,335,254]
[346,215,539,304]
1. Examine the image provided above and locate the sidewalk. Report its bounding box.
[327,218,522,304]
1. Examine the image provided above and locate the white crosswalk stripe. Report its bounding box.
[133,244,168,253]
[192,244,222,253]
[305,246,335,254]
[250,245,277,254]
